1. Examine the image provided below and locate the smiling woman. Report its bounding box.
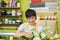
[14,9,44,39]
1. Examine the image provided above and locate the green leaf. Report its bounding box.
[42,36,51,40]
[20,36,33,40]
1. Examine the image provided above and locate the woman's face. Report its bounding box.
[27,16,36,25]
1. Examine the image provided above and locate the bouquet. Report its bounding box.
[20,27,59,40]
[20,32,51,40]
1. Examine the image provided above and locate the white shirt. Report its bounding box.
[18,22,44,33]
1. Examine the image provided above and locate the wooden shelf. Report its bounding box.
[0,16,19,17]
[0,27,18,30]
[40,19,57,20]
[0,16,22,19]
[0,24,19,26]
[0,7,20,9]
[0,29,16,33]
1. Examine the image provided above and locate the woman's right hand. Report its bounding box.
[14,31,23,37]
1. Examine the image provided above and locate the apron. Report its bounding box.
[25,23,36,32]
[20,23,37,40]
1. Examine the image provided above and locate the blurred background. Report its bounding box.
[0,0,60,40]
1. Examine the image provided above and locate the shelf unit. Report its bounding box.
[0,0,22,33]
[0,0,29,40]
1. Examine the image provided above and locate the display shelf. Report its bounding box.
[0,7,20,9]
[0,0,24,35]
[0,29,16,33]
[0,16,20,17]
[0,16,22,20]
[0,24,19,26]
[0,27,18,30]
[0,7,21,10]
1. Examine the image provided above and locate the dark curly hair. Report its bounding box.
[25,9,36,18]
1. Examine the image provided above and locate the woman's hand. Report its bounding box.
[14,31,33,38]
[23,32,33,38]
[14,31,23,37]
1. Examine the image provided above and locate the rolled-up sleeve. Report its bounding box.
[18,22,27,32]
[18,24,24,32]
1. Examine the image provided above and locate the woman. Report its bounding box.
[14,9,44,38]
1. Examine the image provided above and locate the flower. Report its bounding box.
[32,32,51,40]
[49,34,59,40]
[20,26,59,40]
[33,37,41,40]
[54,34,59,38]
[33,32,39,37]
[40,32,47,39]
[33,32,41,40]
